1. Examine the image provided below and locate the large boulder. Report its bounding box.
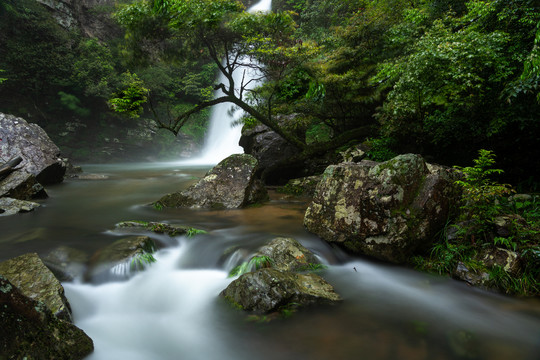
[0,275,94,359]
[0,112,66,185]
[239,123,301,183]
[239,120,338,185]
[220,268,341,314]
[0,253,73,322]
[304,154,460,264]
[156,154,268,209]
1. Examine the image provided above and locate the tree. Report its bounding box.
[372,0,540,177]
[113,0,377,159]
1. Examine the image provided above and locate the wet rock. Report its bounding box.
[239,117,340,185]
[240,123,301,183]
[0,253,73,322]
[220,268,341,314]
[277,175,322,197]
[255,237,321,272]
[0,170,48,200]
[42,246,89,282]
[480,247,522,277]
[452,247,522,291]
[76,173,110,180]
[115,221,196,237]
[0,113,66,185]
[0,275,94,359]
[0,197,40,216]
[453,262,490,289]
[86,236,156,283]
[304,154,460,264]
[156,154,268,209]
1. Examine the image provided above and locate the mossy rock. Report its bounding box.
[0,253,73,322]
[115,221,195,237]
[0,275,94,359]
[220,268,341,314]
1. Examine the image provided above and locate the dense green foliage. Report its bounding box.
[0,0,538,178]
[413,150,540,296]
[0,0,215,161]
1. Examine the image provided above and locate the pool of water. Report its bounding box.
[2,162,539,360]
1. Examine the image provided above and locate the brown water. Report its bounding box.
[2,162,540,360]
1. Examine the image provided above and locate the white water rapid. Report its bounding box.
[182,0,273,165]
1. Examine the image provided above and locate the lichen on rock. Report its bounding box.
[304,154,460,264]
[0,253,73,322]
[155,154,268,209]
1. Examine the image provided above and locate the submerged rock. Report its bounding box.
[0,253,73,322]
[42,246,89,282]
[0,112,66,185]
[0,275,94,359]
[220,268,341,314]
[156,154,268,209]
[86,235,156,283]
[304,154,460,264]
[115,221,197,237]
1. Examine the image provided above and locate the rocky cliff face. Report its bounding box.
[36,0,121,40]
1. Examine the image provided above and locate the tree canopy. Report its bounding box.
[0,0,537,184]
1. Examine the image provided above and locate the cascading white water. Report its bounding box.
[182,0,273,165]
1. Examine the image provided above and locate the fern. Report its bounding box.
[228,256,273,277]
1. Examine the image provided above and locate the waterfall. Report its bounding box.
[182,0,273,165]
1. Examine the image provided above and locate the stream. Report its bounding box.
[1,162,540,360]
[2,0,539,357]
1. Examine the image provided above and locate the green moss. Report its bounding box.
[223,295,244,310]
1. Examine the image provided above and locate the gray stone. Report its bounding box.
[240,123,300,179]
[480,247,522,277]
[0,197,40,216]
[0,253,73,322]
[0,113,65,185]
[0,275,94,359]
[220,268,341,314]
[453,262,490,289]
[156,154,268,209]
[304,154,460,264]
[255,237,320,272]
[0,170,47,200]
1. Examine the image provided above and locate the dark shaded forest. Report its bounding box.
[0,0,538,187]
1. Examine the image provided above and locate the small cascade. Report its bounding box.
[181,0,273,165]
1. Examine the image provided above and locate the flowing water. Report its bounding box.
[1,162,540,360]
[183,0,272,165]
[2,0,540,358]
